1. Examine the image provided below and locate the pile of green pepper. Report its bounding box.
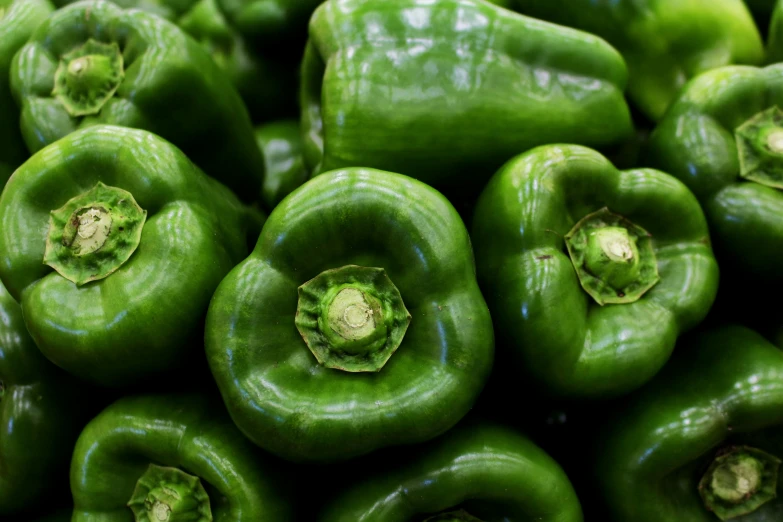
[1,0,783,520]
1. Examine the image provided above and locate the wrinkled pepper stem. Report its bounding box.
[295,265,411,372]
[44,182,147,286]
[52,39,124,117]
[736,106,783,189]
[565,207,659,305]
[699,446,781,520]
[128,464,212,522]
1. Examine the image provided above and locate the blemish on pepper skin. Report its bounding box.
[536,255,552,260]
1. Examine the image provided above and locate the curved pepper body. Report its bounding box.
[0,0,53,184]
[301,0,632,188]
[597,326,783,521]
[11,0,264,201]
[0,125,261,386]
[0,281,92,516]
[506,0,763,121]
[255,120,309,209]
[472,144,718,398]
[206,168,494,462]
[71,393,291,521]
[53,0,299,122]
[217,0,324,48]
[320,422,583,522]
[647,64,783,284]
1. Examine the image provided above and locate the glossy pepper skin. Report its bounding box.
[206,168,494,462]
[320,422,583,522]
[11,0,265,202]
[596,326,783,521]
[647,65,783,284]
[301,0,633,188]
[256,120,309,209]
[766,0,783,64]
[0,125,261,387]
[0,0,53,184]
[472,145,719,399]
[71,393,291,521]
[52,0,298,122]
[217,0,324,47]
[0,281,92,516]
[506,0,763,121]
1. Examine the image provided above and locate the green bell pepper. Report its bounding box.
[71,393,291,521]
[11,0,265,201]
[647,64,783,284]
[506,0,764,121]
[301,0,632,188]
[472,144,719,399]
[767,0,783,63]
[0,125,261,387]
[256,120,309,209]
[52,0,299,122]
[0,281,93,516]
[206,167,494,462]
[0,0,53,184]
[319,422,583,522]
[596,326,783,521]
[217,0,323,47]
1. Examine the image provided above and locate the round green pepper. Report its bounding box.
[71,394,291,521]
[0,125,261,386]
[472,144,719,398]
[206,168,494,462]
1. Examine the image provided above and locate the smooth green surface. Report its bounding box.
[70,394,291,521]
[302,0,632,188]
[11,0,264,201]
[0,281,90,516]
[472,145,719,398]
[767,0,783,63]
[255,121,309,209]
[508,0,763,120]
[217,0,323,46]
[319,423,583,522]
[647,64,783,283]
[0,0,53,184]
[596,326,783,521]
[206,168,494,462]
[0,125,261,386]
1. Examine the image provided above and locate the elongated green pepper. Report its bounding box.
[206,168,494,462]
[503,0,763,121]
[11,0,265,201]
[0,0,53,184]
[0,125,261,386]
[472,145,719,398]
[320,422,583,522]
[647,64,783,284]
[0,281,93,516]
[71,393,291,521]
[302,0,632,188]
[217,0,323,47]
[256,120,309,209]
[597,326,783,521]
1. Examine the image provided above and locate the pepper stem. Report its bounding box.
[565,207,659,305]
[128,465,212,522]
[296,265,411,372]
[44,182,147,286]
[52,39,124,117]
[699,446,781,520]
[735,106,783,189]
